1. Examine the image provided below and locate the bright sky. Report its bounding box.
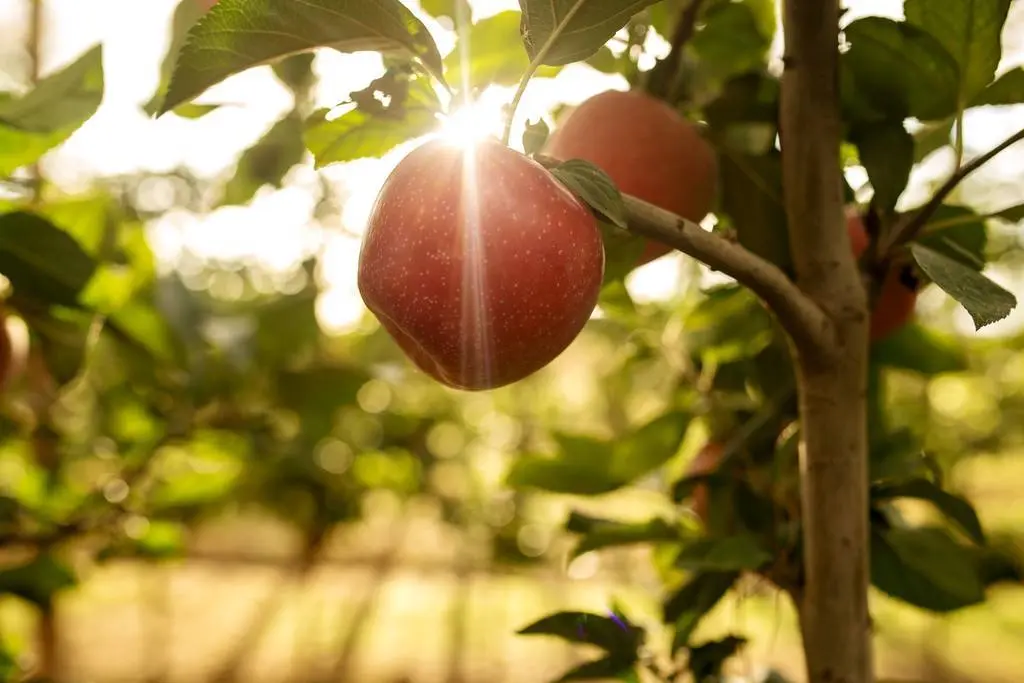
[2,0,1023,337]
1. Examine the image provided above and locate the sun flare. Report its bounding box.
[436,97,507,148]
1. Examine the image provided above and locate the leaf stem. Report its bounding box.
[501,0,588,147]
[882,125,1024,255]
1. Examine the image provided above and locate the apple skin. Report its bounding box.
[845,210,918,341]
[357,137,605,391]
[686,442,723,526]
[543,90,719,267]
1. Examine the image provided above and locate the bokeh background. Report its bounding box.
[1,0,1023,681]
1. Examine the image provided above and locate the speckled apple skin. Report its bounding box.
[357,137,606,391]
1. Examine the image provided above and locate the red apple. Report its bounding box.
[357,137,605,391]
[846,209,919,341]
[543,90,719,266]
[685,442,723,527]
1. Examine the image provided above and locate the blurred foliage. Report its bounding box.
[0,0,1023,682]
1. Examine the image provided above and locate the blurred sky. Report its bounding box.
[1,0,1023,337]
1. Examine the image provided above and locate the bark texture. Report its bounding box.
[780,1,873,682]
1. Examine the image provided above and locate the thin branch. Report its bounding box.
[644,0,705,100]
[883,125,1024,255]
[622,194,833,355]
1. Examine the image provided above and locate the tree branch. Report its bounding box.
[644,0,705,101]
[882,125,1024,255]
[622,195,832,354]
[780,2,872,683]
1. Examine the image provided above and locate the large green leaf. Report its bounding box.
[0,211,98,307]
[507,410,690,495]
[905,0,1011,108]
[689,0,775,82]
[304,69,441,167]
[851,120,913,213]
[717,152,790,271]
[565,511,681,558]
[971,66,1024,106]
[841,17,960,122]
[869,323,968,376]
[445,11,560,90]
[871,527,986,612]
[663,571,738,651]
[0,45,104,175]
[914,204,988,271]
[674,533,772,573]
[144,0,222,118]
[221,112,306,205]
[0,554,77,607]
[909,243,1015,330]
[519,0,661,66]
[517,610,642,654]
[872,478,985,545]
[158,0,446,115]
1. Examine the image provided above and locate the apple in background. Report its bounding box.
[685,442,723,527]
[357,137,605,391]
[543,89,719,266]
[845,209,919,341]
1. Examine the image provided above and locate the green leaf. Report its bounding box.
[913,118,954,161]
[869,323,968,375]
[872,478,985,545]
[0,45,104,175]
[507,410,690,496]
[522,118,550,157]
[664,571,738,651]
[688,635,747,682]
[519,0,661,66]
[304,70,441,168]
[158,0,446,115]
[549,158,628,228]
[992,202,1024,223]
[221,112,306,205]
[550,654,638,682]
[915,204,988,270]
[717,151,790,271]
[420,0,471,21]
[565,511,680,558]
[674,533,772,572]
[0,212,98,307]
[871,527,986,612]
[144,0,222,118]
[17,306,92,384]
[517,610,642,654]
[0,554,77,607]
[909,243,1015,329]
[841,17,961,122]
[444,11,559,90]
[971,66,1024,106]
[905,0,1011,107]
[852,120,913,213]
[690,0,775,82]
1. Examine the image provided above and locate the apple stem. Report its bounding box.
[501,0,588,147]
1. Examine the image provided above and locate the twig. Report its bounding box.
[643,0,705,101]
[622,195,832,356]
[882,125,1024,256]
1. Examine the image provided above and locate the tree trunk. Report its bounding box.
[779,0,873,682]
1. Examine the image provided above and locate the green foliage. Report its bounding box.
[910,243,1016,330]
[519,0,662,66]
[158,0,447,115]
[304,67,441,167]
[0,45,104,175]
[220,112,307,206]
[663,571,739,651]
[0,554,77,608]
[0,212,97,308]
[518,610,642,682]
[871,526,986,612]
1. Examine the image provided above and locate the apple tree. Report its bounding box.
[2,0,1024,682]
